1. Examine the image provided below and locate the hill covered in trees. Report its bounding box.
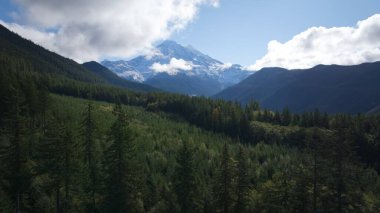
[214,63,380,114]
[0,24,158,93]
[1,24,380,212]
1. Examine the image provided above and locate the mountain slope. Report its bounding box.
[102,40,252,96]
[214,62,380,114]
[145,73,221,96]
[0,24,158,93]
[0,24,99,83]
[82,61,158,92]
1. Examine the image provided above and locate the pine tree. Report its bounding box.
[103,103,143,212]
[328,128,362,212]
[306,127,336,211]
[262,109,272,123]
[273,111,281,125]
[239,115,251,143]
[214,143,234,213]
[0,87,31,213]
[38,117,62,212]
[290,157,311,213]
[281,107,292,126]
[23,80,39,129]
[80,101,99,212]
[0,70,8,127]
[61,127,79,213]
[37,86,51,131]
[304,128,329,212]
[174,139,196,213]
[235,146,250,213]
[36,113,78,212]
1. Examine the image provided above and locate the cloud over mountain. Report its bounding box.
[1,0,218,62]
[248,14,380,70]
[150,58,195,75]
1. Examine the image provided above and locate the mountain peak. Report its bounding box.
[156,40,190,58]
[101,40,252,96]
[158,40,181,48]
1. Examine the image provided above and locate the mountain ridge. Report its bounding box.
[214,62,380,114]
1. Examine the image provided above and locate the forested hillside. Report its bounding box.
[0,24,158,93]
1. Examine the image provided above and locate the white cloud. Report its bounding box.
[248,14,380,70]
[150,58,195,75]
[1,0,219,62]
[0,20,55,48]
[209,62,233,71]
[144,48,164,60]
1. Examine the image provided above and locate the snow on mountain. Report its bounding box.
[101,40,254,95]
[117,70,145,82]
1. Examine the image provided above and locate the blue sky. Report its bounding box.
[172,0,380,65]
[1,0,380,68]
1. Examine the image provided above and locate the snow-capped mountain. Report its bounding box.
[101,40,253,96]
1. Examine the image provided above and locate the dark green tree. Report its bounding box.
[281,107,292,126]
[174,139,196,213]
[103,103,144,212]
[328,128,363,212]
[36,86,51,131]
[290,158,311,213]
[304,128,330,212]
[214,143,234,213]
[273,111,281,125]
[235,146,250,213]
[37,116,78,213]
[80,101,99,212]
[0,87,31,213]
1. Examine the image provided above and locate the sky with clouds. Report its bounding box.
[0,0,380,70]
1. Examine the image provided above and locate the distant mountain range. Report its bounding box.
[214,63,380,114]
[102,40,253,96]
[3,23,380,115]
